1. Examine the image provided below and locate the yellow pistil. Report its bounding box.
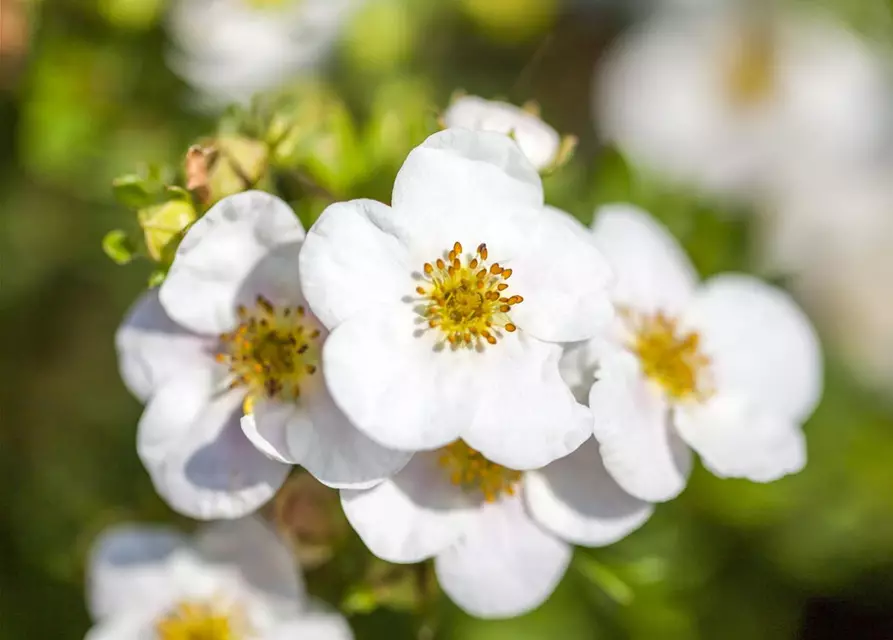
[216,295,322,413]
[624,309,713,402]
[154,601,240,640]
[438,440,522,502]
[416,242,521,349]
[724,20,777,108]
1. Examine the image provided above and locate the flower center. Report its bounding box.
[155,601,240,640]
[623,310,713,402]
[217,295,321,412]
[438,440,522,502]
[724,21,777,108]
[416,242,521,349]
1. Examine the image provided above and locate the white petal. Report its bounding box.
[299,199,413,330]
[340,453,474,564]
[524,439,654,547]
[390,129,544,259]
[160,191,305,334]
[241,410,298,465]
[442,96,561,171]
[288,383,412,489]
[675,394,806,482]
[115,289,215,402]
[87,525,186,620]
[588,352,692,502]
[434,496,571,619]
[591,204,698,315]
[685,274,823,422]
[393,128,542,219]
[85,611,154,640]
[137,368,290,520]
[558,338,609,405]
[462,332,593,470]
[321,303,473,453]
[267,613,354,640]
[248,392,411,489]
[505,210,615,343]
[193,516,304,607]
[542,205,590,238]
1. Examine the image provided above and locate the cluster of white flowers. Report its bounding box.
[597,3,892,201]
[166,0,363,109]
[112,113,823,622]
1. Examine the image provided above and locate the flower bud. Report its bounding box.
[137,195,197,263]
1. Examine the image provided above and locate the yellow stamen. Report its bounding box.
[415,242,521,349]
[154,600,242,640]
[623,309,713,402]
[438,440,521,502]
[725,20,776,107]
[216,295,321,404]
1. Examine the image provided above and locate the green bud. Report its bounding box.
[203,136,270,206]
[102,229,136,265]
[265,84,365,195]
[137,197,197,263]
[364,77,437,172]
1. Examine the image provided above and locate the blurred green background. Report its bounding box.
[2,0,892,638]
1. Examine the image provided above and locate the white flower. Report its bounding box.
[341,438,652,619]
[597,6,891,198]
[116,191,409,520]
[85,516,353,640]
[166,0,361,109]
[442,96,569,171]
[567,204,822,502]
[298,129,615,469]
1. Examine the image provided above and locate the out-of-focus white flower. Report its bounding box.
[166,0,361,109]
[85,517,353,640]
[567,204,822,502]
[341,438,652,619]
[116,191,409,520]
[597,6,892,198]
[442,95,575,172]
[760,162,893,392]
[298,129,615,470]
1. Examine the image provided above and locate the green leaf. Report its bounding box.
[574,553,635,606]
[101,230,136,265]
[111,174,153,209]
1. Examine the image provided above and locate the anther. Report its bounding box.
[454,241,462,254]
